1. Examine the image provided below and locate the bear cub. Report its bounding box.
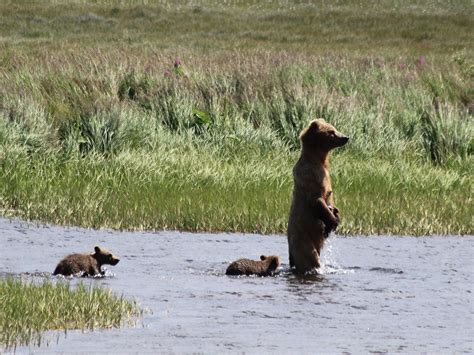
[53,246,120,277]
[226,255,281,276]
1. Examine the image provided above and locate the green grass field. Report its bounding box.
[0,278,141,349]
[0,1,472,235]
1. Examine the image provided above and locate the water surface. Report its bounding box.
[0,218,472,353]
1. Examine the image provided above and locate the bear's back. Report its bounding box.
[53,253,98,276]
[226,257,279,276]
[226,258,259,276]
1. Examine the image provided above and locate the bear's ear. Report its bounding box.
[260,255,267,261]
[309,120,321,131]
[299,119,320,142]
[94,246,101,254]
[269,257,280,270]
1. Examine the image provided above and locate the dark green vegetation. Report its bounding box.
[0,1,472,235]
[0,278,141,349]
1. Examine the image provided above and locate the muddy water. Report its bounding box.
[0,217,473,353]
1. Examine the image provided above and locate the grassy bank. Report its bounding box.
[0,278,141,350]
[0,1,472,235]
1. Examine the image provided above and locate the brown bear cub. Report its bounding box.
[53,246,120,277]
[287,118,349,274]
[226,255,281,276]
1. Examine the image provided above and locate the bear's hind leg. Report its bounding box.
[291,246,321,274]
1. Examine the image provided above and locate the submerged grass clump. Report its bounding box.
[0,278,141,350]
[0,1,472,235]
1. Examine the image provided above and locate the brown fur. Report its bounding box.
[287,118,349,273]
[53,246,120,277]
[226,255,281,276]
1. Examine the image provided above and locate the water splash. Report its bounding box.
[319,238,354,275]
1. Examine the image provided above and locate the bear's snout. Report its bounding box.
[332,134,349,148]
[110,258,120,265]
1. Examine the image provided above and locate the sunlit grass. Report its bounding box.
[0,278,142,350]
[0,0,472,235]
[1,143,471,235]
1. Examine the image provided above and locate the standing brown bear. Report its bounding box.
[226,255,281,276]
[53,246,120,277]
[287,118,349,273]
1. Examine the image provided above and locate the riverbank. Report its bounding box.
[0,1,472,235]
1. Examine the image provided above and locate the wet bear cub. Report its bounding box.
[53,246,120,277]
[226,255,281,276]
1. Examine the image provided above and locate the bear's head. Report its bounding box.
[299,118,349,151]
[260,255,281,273]
[92,246,120,266]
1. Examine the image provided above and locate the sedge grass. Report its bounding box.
[0,1,472,235]
[0,139,471,235]
[0,278,142,350]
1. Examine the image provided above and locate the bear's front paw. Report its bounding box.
[324,224,335,237]
[326,205,340,235]
[328,205,340,226]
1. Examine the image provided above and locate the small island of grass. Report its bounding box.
[0,278,142,350]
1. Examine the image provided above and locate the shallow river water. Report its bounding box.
[0,217,473,353]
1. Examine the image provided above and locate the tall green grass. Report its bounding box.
[0,1,472,235]
[0,278,141,350]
